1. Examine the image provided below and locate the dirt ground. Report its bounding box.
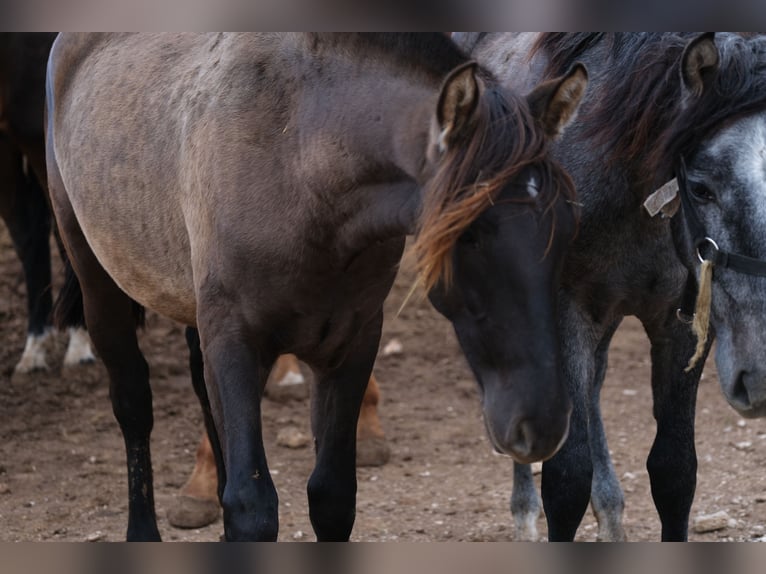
[2,224,766,543]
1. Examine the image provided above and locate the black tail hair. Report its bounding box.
[53,258,146,330]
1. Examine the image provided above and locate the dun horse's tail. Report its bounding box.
[52,258,85,329]
[53,257,146,330]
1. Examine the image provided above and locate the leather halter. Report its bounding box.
[676,156,766,321]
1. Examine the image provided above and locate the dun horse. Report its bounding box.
[457,32,766,541]
[47,33,585,541]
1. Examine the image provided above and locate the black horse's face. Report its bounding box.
[678,114,766,418]
[429,167,576,463]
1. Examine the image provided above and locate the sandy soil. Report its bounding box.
[1,224,766,543]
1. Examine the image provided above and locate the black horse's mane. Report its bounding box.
[534,33,766,183]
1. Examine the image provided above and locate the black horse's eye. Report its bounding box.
[688,181,716,203]
[458,228,480,249]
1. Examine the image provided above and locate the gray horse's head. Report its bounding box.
[672,33,766,417]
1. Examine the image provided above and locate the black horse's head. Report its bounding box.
[415,62,587,462]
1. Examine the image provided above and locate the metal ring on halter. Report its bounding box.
[696,237,719,264]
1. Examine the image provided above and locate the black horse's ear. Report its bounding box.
[526,62,588,139]
[681,32,719,98]
[435,61,482,151]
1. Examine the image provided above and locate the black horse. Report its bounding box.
[0,32,93,374]
[457,32,766,541]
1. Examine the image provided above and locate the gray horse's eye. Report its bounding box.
[688,181,716,203]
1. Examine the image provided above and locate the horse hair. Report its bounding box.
[413,84,576,292]
[533,33,766,186]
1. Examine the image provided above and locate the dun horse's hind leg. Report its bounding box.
[307,314,382,541]
[587,320,625,541]
[0,139,53,374]
[641,310,707,541]
[49,164,160,541]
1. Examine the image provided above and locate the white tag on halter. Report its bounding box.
[643,178,680,218]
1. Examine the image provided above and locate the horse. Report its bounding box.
[0,32,94,374]
[47,33,585,541]
[455,32,766,541]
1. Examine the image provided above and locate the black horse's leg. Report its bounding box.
[307,313,382,541]
[641,310,708,541]
[510,462,541,541]
[197,317,277,541]
[541,297,605,541]
[587,319,624,541]
[184,326,226,503]
[0,139,53,373]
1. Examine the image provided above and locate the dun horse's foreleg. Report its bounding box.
[510,463,541,541]
[199,321,277,541]
[587,320,625,541]
[642,312,706,541]
[307,315,382,541]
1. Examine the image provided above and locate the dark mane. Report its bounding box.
[307,33,469,80]
[413,82,576,291]
[533,33,766,185]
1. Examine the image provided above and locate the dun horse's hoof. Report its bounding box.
[167,495,220,529]
[356,436,391,467]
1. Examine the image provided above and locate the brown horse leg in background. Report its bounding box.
[167,354,388,529]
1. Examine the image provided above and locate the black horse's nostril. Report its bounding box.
[509,419,535,460]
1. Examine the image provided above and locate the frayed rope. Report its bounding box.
[685,259,713,372]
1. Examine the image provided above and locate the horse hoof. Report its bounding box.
[356,436,391,467]
[166,495,220,529]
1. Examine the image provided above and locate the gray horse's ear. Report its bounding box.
[435,61,482,151]
[681,32,719,98]
[526,63,588,139]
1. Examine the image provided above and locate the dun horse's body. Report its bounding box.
[0,32,93,374]
[47,33,585,541]
[457,32,766,541]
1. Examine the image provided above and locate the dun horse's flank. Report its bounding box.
[47,33,585,541]
[459,31,766,542]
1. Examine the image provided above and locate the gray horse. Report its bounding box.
[456,32,766,541]
[47,33,586,541]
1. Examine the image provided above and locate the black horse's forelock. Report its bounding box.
[534,32,766,186]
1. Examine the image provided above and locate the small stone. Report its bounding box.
[733,441,753,451]
[0,483,10,495]
[293,530,304,540]
[276,427,311,449]
[531,462,543,475]
[622,389,638,396]
[693,511,731,533]
[86,531,104,542]
[737,419,747,428]
[382,338,403,356]
[622,472,636,480]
